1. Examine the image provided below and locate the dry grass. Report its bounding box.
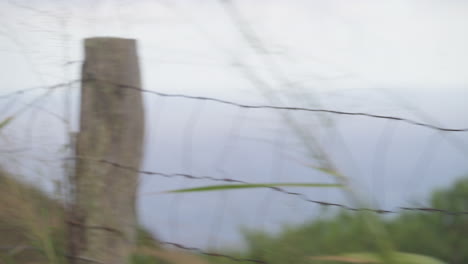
[0,169,64,264]
[0,169,213,264]
[135,247,210,264]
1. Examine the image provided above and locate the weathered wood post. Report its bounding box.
[69,37,145,264]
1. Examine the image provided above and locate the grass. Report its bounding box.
[0,168,64,264]
[0,168,210,264]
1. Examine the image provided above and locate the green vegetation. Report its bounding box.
[167,182,343,193]
[0,168,64,264]
[0,169,210,264]
[1,165,466,264]
[207,176,468,264]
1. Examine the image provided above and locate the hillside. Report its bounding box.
[0,169,209,264]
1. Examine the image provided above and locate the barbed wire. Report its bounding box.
[91,78,465,132]
[86,77,468,132]
[0,242,267,264]
[2,79,467,132]
[0,80,79,100]
[128,91,467,132]
[2,79,467,264]
[3,219,267,263]
[68,157,468,216]
[3,2,466,264]
[66,219,268,263]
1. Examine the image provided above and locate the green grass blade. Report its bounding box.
[166,183,342,193]
[0,116,13,130]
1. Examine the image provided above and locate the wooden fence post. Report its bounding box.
[69,37,145,264]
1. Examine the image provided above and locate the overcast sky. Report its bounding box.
[1,0,468,249]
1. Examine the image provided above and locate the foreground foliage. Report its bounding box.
[1,166,466,264]
[209,176,467,264]
[0,169,210,264]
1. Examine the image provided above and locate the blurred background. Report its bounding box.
[1,1,468,263]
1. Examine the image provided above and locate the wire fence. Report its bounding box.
[3,79,467,132]
[65,156,468,216]
[1,73,468,264]
[1,2,468,264]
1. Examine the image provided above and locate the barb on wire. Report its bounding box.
[69,157,468,216]
[160,241,267,264]
[81,77,468,132]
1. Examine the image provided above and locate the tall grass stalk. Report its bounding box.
[0,170,64,264]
